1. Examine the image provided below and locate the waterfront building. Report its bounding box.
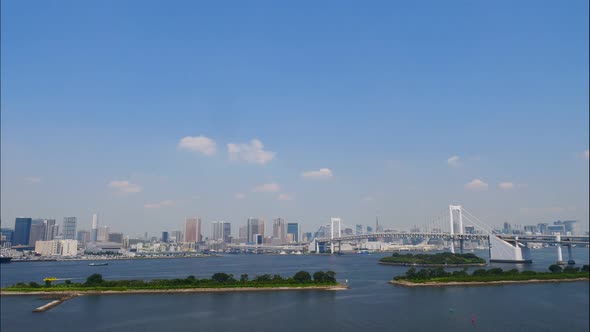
[287,223,299,242]
[28,219,46,246]
[13,217,32,246]
[162,231,169,243]
[91,213,99,242]
[247,218,264,243]
[537,223,548,234]
[366,226,373,233]
[273,218,287,243]
[35,239,78,256]
[62,217,77,240]
[547,224,566,235]
[185,217,202,243]
[0,228,14,248]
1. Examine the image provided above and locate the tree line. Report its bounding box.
[8,270,338,290]
[394,264,590,282]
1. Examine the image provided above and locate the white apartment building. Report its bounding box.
[34,239,78,257]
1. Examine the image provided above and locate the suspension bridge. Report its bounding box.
[310,205,590,264]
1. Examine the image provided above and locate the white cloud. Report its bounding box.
[227,139,275,164]
[464,178,488,191]
[584,149,589,159]
[498,182,514,190]
[235,193,246,200]
[108,180,142,194]
[301,168,333,179]
[252,183,280,193]
[144,200,175,209]
[447,156,460,167]
[24,177,41,183]
[278,193,294,201]
[178,135,217,155]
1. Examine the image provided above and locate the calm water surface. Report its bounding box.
[1,248,588,332]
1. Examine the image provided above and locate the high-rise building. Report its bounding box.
[29,219,46,246]
[222,222,231,243]
[44,219,57,241]
[13,217,32,246]
[287,223,299,243]
[91,213,99,242]
[184,217,202,243]
[247,218,264,243]
[97,226,110,242]
[62,217,77,240]
[108,232,123,243]
[77,230,91,245]
[238,225,248,243]
[210,221,231,243]
[272,218,287,243]
[171,230,183,243]
[161,231,169,243]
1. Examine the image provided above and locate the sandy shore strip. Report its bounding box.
[389,278,590,287]
[1,284,349,296]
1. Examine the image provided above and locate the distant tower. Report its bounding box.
[91,213,99,242]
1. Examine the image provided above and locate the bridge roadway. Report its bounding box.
[496,234,590,245]
[317,232,489,243]
[317,232,590,245]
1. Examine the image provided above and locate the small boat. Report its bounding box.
[0,256,12,263]
[89,262,108,266]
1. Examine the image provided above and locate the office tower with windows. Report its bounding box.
[247,218,264,243]
[273,218,287,243]
[13,217,32,246]
[185,217,202,243]
[62,217,77,240]
[287,223,299,243]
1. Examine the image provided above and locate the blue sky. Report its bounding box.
[1,1,588,237]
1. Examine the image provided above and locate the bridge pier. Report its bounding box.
[555,234,565,265]
[566,244,575,265]
[459,239,465,254]
[556,244,564,265]
[450,239,455,254]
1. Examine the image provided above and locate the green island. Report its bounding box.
[379,252,487,267]
[1,271,347,295]
[390,264,590,287]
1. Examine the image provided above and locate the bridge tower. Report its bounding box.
[330,218,342,254]
[448,205,463,253]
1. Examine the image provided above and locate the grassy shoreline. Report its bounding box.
[379,252,486,266]
[1,284,349,296]
[2,270,345,295]
[390,264,590,287]
[390,277,589,287]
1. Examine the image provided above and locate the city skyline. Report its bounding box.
[1,1,588,236]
